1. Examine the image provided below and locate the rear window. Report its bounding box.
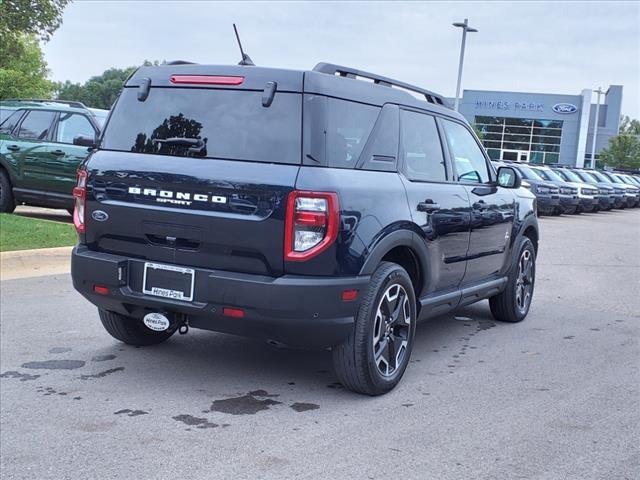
[101,87,302,164]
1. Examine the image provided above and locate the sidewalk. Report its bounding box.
[0,246,73,281]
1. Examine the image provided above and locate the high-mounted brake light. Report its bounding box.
[73,169,88,233]
[170,75,244,86]
[285,191,339,262]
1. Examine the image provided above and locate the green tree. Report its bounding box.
[619,115,640,135]
[55,61,161,109]
[0,35,53,99]
[599,134,640,170]
[0,0,71,43]
[0,0,71,100]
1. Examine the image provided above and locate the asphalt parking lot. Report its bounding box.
[1,209,639,480]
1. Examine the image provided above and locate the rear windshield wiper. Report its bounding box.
[152,137,202,147]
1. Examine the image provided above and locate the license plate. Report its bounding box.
[143,262,195,302]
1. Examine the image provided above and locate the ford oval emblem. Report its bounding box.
[91,210,109,222]
[552,103,578,114]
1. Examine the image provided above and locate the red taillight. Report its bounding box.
[223,307,245,318]
[73,169,87,233]
[284,191,339,262]
[170,75,244,85]
[93,285,109,295]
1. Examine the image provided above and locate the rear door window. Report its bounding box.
[17,110,56,140]
[101,88,302,164]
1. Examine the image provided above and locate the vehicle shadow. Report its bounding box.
[90,301,500,396]
[14,206,72,224]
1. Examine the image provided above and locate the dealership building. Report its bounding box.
[456,85,622,167]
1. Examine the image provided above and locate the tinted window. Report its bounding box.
[0,109,24,134]
[326,98,378,168]
[442,120,490,183]
[102,88,301,164]
[56,113,95,144]
[17,110,56,140]
[401,110,447,182]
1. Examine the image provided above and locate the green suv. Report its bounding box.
[0,99,108,213]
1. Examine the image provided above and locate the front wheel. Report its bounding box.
[332,262,417,395]
[489,237,536,323]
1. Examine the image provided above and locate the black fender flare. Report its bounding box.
[359,229,430,296]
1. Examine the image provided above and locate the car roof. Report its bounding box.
[125,62,464,122]
[0,99,91,115]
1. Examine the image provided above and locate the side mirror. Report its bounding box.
[73,134,95,147]
[497,166,522,189]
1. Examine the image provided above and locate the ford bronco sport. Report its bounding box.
[70,62,538,395]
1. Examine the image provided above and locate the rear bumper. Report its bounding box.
[71,246,369,348]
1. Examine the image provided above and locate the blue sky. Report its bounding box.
[43,1,639,117]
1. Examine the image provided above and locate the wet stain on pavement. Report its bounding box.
[0,371,41,381]
[173,414,218,429]
[22,360,85,370]
[80,367,124,380]
[36,386,68,396]
[115,409,148,417]
[92,354,116,362]
[48,347,72,354]
[210,391,281,415]
[289,402,320,412]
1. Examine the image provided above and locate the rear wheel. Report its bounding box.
[489,237,536,323]
[98,309,175,346]
[332,262,417,395]
[0,169,16,213]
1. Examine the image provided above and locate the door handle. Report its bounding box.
[6,144,20,151]
[417,199,441,213]
[51,149,66,156]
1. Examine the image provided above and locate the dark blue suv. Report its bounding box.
[71,62,538,395]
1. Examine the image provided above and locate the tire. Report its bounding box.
[98,309,175,346]
[0,169,16,213]
[489,237,536,323]
[332,262,417,395]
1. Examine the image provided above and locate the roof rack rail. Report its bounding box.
[6,98,87,109]
[313,63,450,108]
[165,60,197,65]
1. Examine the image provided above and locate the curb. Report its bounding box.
[0,246,73,281]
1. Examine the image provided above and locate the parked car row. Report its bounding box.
[0,99,109,213]
[492,160,640,216]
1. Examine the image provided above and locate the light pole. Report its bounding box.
[453,18,478,112]
[589,87,604,169]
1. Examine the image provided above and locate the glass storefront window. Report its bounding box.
[474,116,564,163]
[486,148,501,160]
[532,135,561,145]
[505,118,534,127]
[534,120,562,129]
[529,152,545,164]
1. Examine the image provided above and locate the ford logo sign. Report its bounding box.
[552,103,578,114]
[91,210,109,222]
